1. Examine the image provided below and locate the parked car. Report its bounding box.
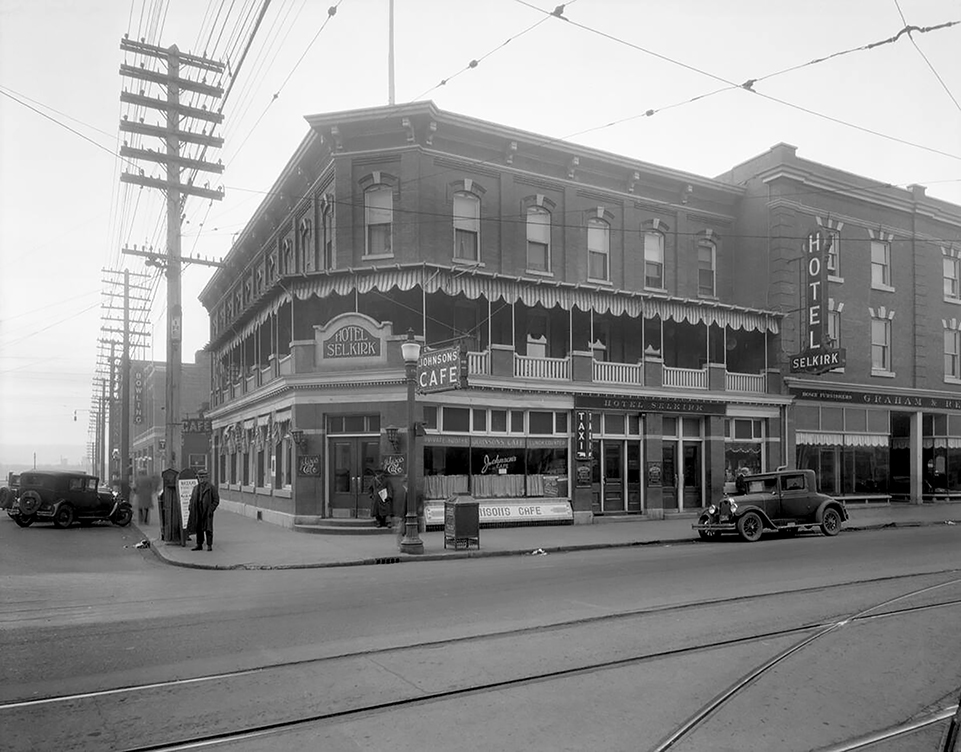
[6,470,133,529]
[693,468,848,543]
[0,472,19,510]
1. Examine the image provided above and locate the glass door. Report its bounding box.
[682,442,702,510]
[602,440,625,512]
[329,438,380,517]
[662,444,677,510]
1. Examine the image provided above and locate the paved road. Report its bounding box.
[2,519,960,750]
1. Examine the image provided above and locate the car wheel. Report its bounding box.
[13,514,35,528]
[820,508,842,537]
[737,511,764,542]
[19,490,42,515]
[112,506,133,527]
[53,504,75,529]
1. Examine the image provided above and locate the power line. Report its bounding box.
[893,0,961,113]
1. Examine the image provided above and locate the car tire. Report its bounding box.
[13,514,35,528]
[53,504,75,529]
[112,506,133,527]
[19,490,42,516]
[697,516,719,541]
[737,511,764,543]
[820,508,842,537]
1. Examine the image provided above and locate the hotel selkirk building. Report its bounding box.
[198,102,961,531]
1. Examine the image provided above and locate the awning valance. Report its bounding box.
[797,432,889,447]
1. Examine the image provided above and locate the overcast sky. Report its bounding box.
[1,0,959,466]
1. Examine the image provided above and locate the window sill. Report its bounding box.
[587,277,612,286]
[945,376,961,386]
[944,296,961,306]
[242,485,256,493]
[645,286,668,294]
[363,252,395,261]
[872,283,896,293]
[525,269,554,277]
[871,369,896,379]
[452,258,484,267]
[274,488,292,499]
[697,293,718,301]
[828,275,844,284]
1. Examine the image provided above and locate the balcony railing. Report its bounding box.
[726,371,766,393]
[594,360,644,385]
[514,354,570,380]
[662,365,707,389]
[467,350,491,376]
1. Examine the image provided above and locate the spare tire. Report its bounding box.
[19,490,42,515]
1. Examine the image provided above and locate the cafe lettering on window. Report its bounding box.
[790,231,846,375]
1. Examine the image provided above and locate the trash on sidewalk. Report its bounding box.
[530,548,547,556]
[947,521,957,525]
[134,539,151,549]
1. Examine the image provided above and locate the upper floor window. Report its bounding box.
[945,328,961,380]
[827,308,841,348]
[825,229,841,277]
[281,237,293,274]
[644,231,664,289]
[870,313,892,373]
[299,217,313,272]
[871,241,891,288]
[322,199,334,270]
[526,207,551,273]
[697,238,716,297]
[453,192,480,262]
[587,218,610,281]
[364,185,392,256]
[944,256,960,300]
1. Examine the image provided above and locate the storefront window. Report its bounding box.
[725,418,764,480]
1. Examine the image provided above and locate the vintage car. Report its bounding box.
[6,470,132,529]
[0,472,19,510]
[693,468,848,543]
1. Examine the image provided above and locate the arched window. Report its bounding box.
[527,206,551,272]
[644,231,664,289]
[587,218,610,281]
[453,191,480,261]
[365,185,392,256]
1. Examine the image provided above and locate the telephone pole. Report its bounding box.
[118,37,224,480]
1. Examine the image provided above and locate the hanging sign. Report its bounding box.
[133,367,144,425]
[417,345,467,393]
[574,410,592,460]
[790,231,846,375]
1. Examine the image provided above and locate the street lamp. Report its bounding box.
[400,328,424,554]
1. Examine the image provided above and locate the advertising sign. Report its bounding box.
[789,232,846,375]
[298,455,321,476]
[177,477,197,530]
[417,345,467,393]
[182,418,213,434]
[574,410,592,460]
[425,500,573,525]
[323,323,381,358]
[574,395,725,415]
[133,367,144,425]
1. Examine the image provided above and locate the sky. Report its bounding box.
[1,0,959,467]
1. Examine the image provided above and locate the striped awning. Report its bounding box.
[796,432,889,447]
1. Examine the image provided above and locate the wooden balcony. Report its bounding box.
[514,353,571,380]
[662,366,708,389]
[725,371,766,393]
[593,360,644,385]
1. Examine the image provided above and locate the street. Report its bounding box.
[1,517,960,751]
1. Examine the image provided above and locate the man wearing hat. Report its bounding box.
[187,469,220,551]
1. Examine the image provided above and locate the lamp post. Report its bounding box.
[400,329,424,554]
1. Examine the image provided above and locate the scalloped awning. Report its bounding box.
[214,264,781,346]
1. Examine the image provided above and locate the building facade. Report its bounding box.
[199,102,793,529]
[719,143,961,502]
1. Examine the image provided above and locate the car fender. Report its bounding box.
[816,499,848,522]
[734,504,777,530]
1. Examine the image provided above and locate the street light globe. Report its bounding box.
[401,337,421,364]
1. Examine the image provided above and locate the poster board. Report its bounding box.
[178,478,198,530]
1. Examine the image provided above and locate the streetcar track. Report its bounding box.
[5,589,961,752]
[814,705,958,751]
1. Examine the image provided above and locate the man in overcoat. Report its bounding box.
[188,470,220,551]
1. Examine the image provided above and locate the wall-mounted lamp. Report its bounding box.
[289,429,307,450]
[385,425,400,451]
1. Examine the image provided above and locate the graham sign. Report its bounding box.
[417,345,467,393]
[790,231,846,375]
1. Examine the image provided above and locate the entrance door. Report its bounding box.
[662,444,677,510]
[602,440,625,512]
[329,438,380,517]
[682,442,702,510]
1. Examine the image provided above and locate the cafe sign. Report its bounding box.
[417,345,467,393]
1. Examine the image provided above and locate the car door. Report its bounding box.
[779,473,814,521]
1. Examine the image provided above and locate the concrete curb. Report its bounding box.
[133,518,961,572]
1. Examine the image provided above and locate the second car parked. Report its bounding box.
[6,470,133,529]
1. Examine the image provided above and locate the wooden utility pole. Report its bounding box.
[119,37,224,542]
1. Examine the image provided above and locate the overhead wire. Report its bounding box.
[892,0,961,113]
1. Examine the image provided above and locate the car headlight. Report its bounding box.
[729,501,738,513]
[707,504,717,515]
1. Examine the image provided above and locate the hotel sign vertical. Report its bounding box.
[790,231,846,374]
[574,410,592,460]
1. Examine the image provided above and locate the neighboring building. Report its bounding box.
[130,351,212,478]
[719,143,961,502]
[198,102,789,529]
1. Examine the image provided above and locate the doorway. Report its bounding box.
[329,437,380,517]
[591,439,643,514]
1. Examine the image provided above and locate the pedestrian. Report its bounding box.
[369,470,392,528]
[133,471,156,525]
[187,470,220,551]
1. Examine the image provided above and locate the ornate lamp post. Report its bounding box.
[400,329,424,554]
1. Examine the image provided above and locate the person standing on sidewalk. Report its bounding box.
[133,471,157,525]
[187,470,220,551]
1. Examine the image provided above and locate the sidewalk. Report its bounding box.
[130,502,961,571]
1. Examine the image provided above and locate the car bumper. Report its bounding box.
[692,521,737,533]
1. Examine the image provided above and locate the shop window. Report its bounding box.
[556,412,568,433]
[844,408,867,432]
[821,407,843,432]
[628,414,640,434]
[511,410,525,432]
[644,231,664,289]
[328,414,381,433]
[365,185,392,256]
[587,218,610,282]
[473,409,487,432]
[662,416,677,436]
[442,407,470,432]
[423,405,438,430]
[527,206,551,273]
[944,256,960,300]
[868,409,889,434]
[682,418,701,437]
[871,241,892,289]
[529,411,554,434]
[491,410,508,432]
[604,413,625,435]
[453,191,480,262]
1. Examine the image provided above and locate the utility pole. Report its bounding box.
[119,37,224,542]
